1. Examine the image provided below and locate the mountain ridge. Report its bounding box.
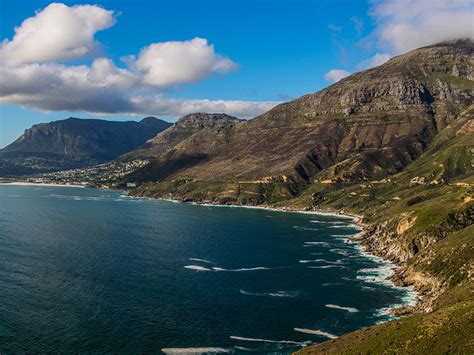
[0,116,171,175]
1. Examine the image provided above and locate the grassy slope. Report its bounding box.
[130,111,474,354]
[292,113,473,353]
[296,226,474,354]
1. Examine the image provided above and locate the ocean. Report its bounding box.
[0,185,415,353]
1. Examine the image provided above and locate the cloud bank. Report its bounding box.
[372,0,473,53]
[325,0,473,85]
[0,3,277,118]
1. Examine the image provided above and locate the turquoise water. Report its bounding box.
[0,185,414,353]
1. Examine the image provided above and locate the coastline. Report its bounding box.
[1,182,419,321]
[131,192,419,318]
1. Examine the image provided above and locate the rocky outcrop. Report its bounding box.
[121,113,242,161]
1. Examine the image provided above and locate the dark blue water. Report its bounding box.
[0,185,415,353]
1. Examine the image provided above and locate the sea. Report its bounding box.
[0,185,416,353]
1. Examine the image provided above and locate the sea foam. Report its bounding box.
[189,258,214,264]
[325,304,359,313]
[230,336,309,346]
[240,290,299,298]
[293,328,338,339]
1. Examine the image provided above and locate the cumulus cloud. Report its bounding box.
[134,38,237,86]
[0,3,275,118]
[371,0,474,53]
[324,69,351,83]
[0,60,276,118]
[0,3,115,66]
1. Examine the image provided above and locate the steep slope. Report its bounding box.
[0,117,171,175]
[130,40,472,189]
[121,113,242,161]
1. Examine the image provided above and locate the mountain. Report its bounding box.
[121,113,242,161]
[128,40,473,189]
[125,40,473,352]
[0,117,171,176]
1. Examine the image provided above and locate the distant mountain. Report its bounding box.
[121,113,243,161]
[0,117,171,176]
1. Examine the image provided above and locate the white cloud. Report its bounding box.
[0,3,115,66]
[134,38,237,86]
[357,52,392,70]
[323,0,472,83]
[371,0,474,53]
[324,69,351,83]
[0,3,275,119]
[0,61,276,118]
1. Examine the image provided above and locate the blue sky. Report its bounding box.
[0,0,472,147]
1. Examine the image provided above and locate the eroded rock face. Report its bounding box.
[397,213,417,235]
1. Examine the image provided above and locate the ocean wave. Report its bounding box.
[189,258,214,264]
[325,304,359,313]
[329,223,362,230]
[185,265,277,272]
[303,241,329,247]
[293,328,338,339]
[321,282,341,286]
[240,290,299,298]
[307,265,346,269]
[184,265,211,271]
[162,347,229,354]
[230,336,309,346]
[299,259,344,265]
[293,226,319,231]
[310,220,347,225]
[329,248,352,257]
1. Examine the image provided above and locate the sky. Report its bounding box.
[0,0,472,147]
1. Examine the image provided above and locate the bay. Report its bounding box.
[0,185,415,353]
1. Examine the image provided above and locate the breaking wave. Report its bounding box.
[185,265,279,272]
[325,304,359,313]
[293,328,338,339]
[293,226,319,231]
[189,258,214,264]
[240,290,299,298]
[299,259,344,264]
[184,265,211,271]
[230,336,309,346]
[303,241,329,247]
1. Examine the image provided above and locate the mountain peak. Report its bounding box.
[177,113,242,126]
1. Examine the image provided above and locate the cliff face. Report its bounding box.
[130,40,473,185]
[0,117,171,175]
